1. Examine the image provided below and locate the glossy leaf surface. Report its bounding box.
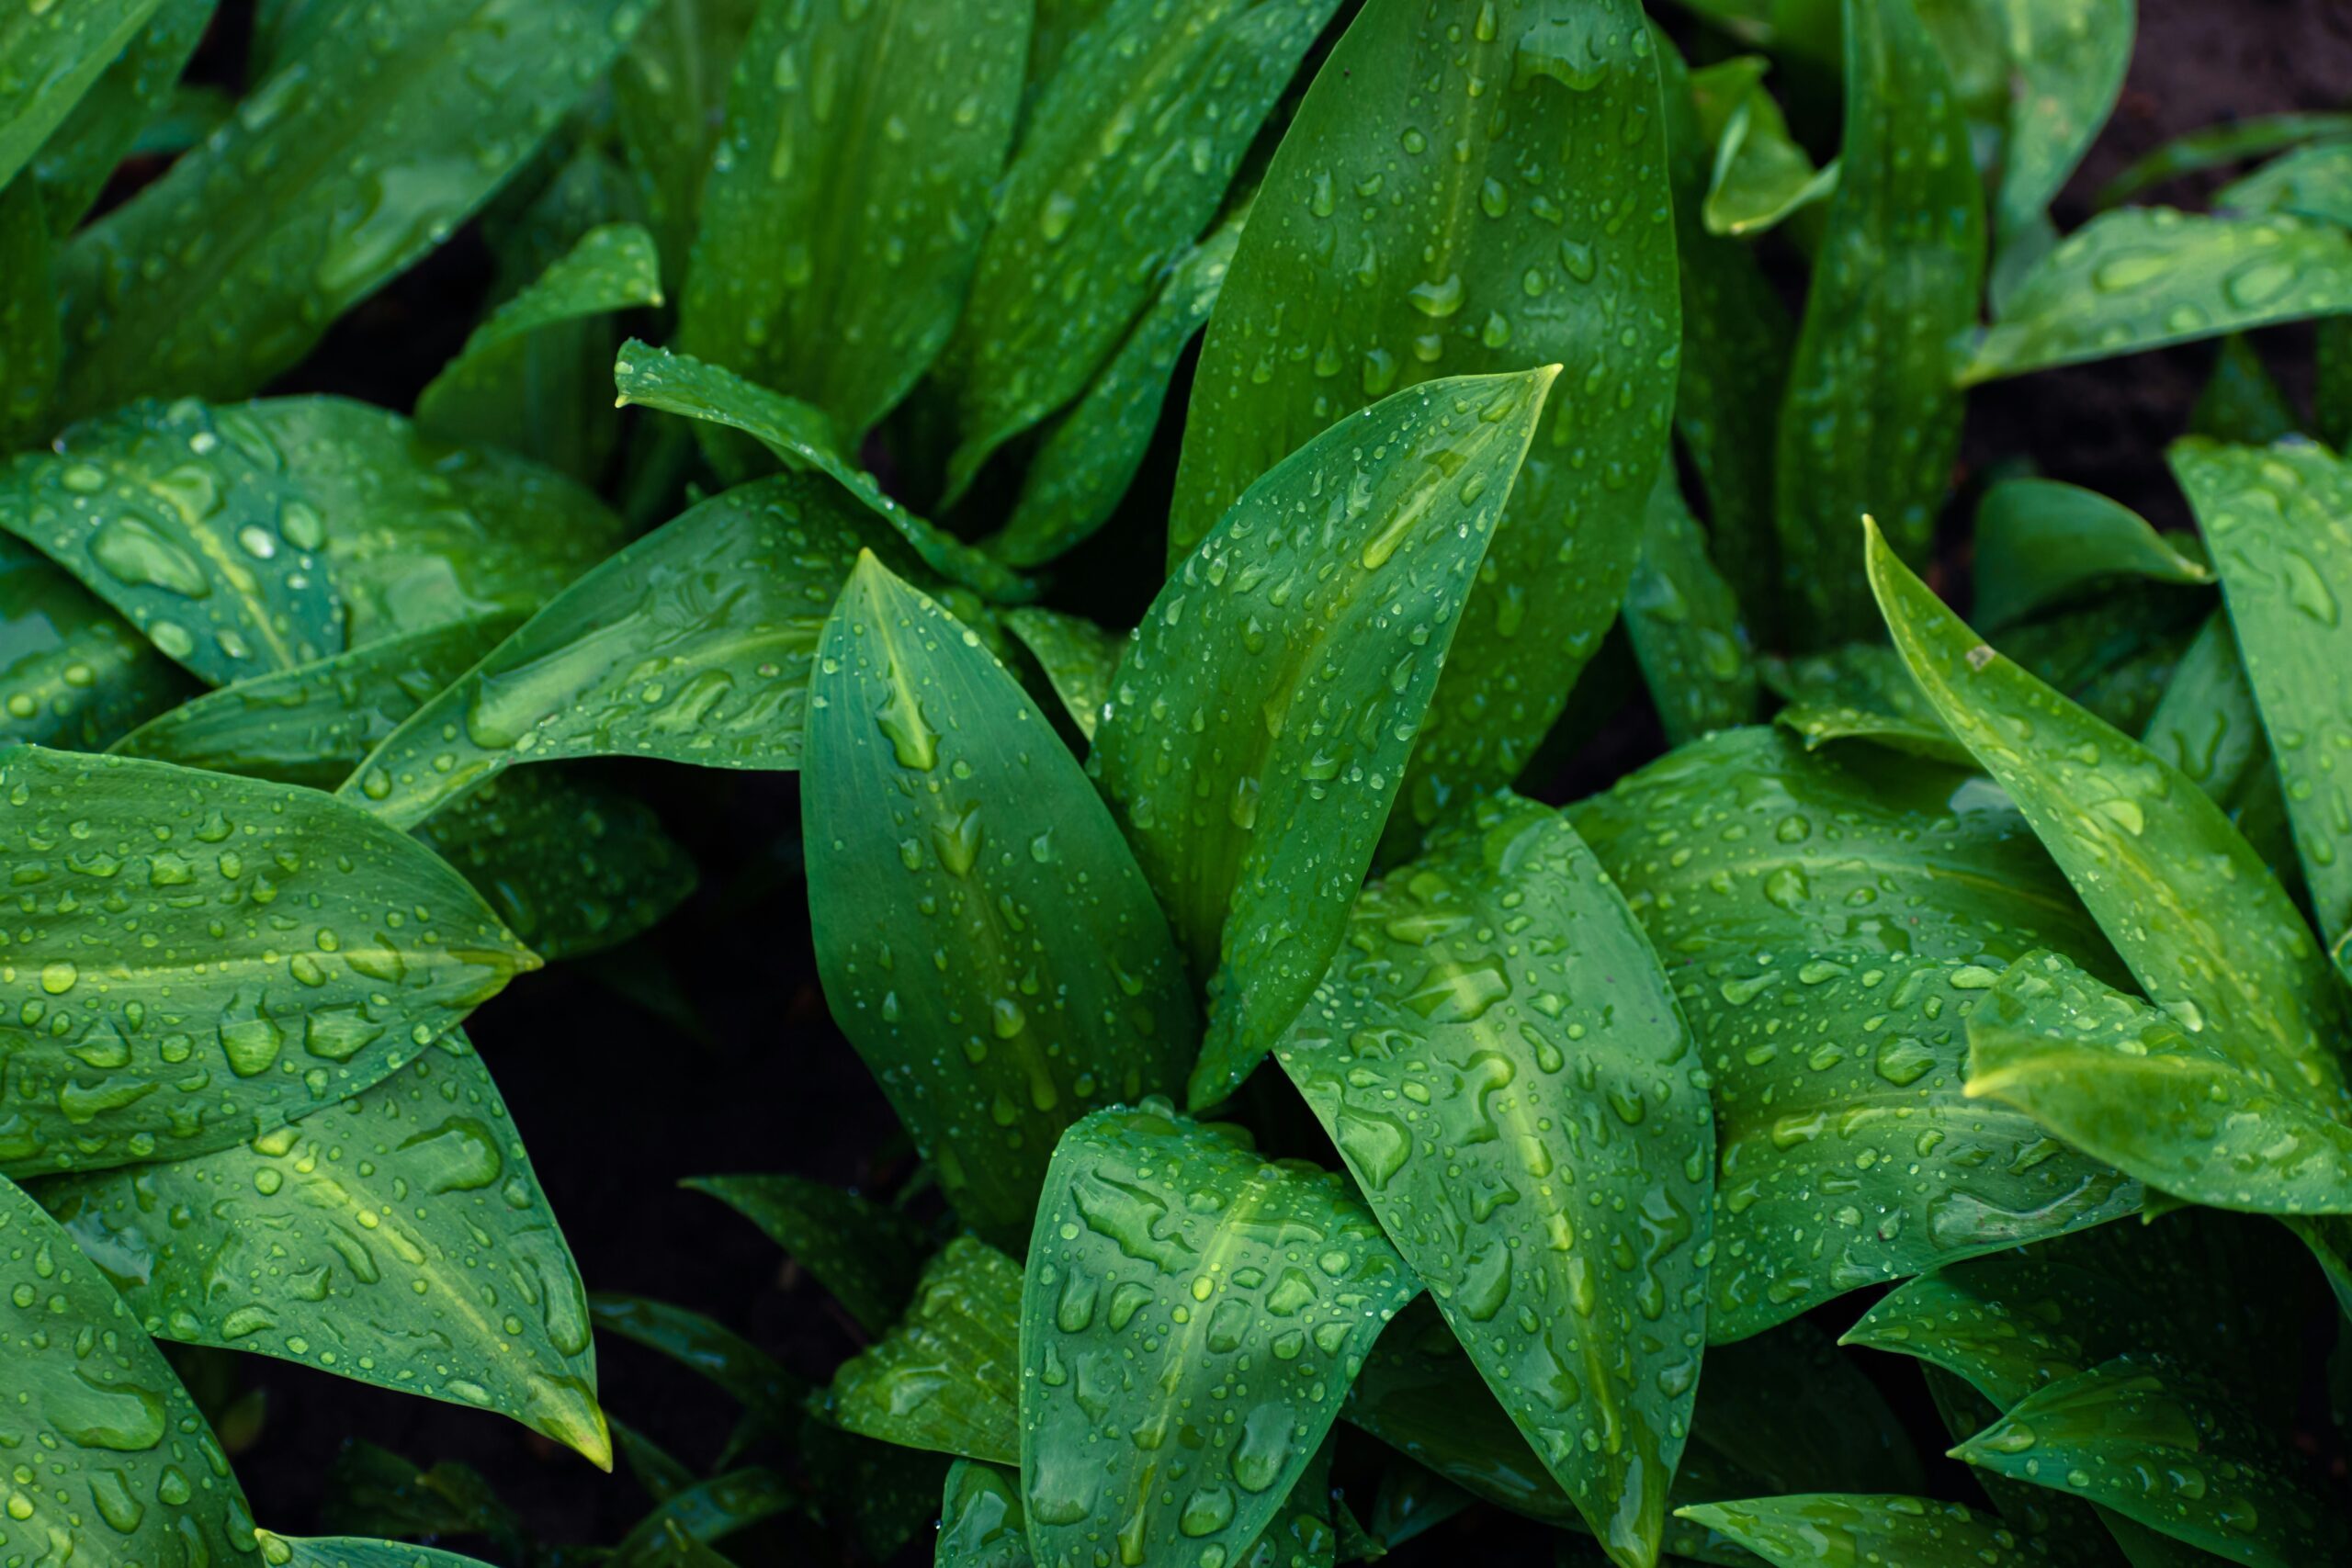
[1989,0,2133,297]
[0,175,57,450]
[1679,1495,2048,1568]
[31,0,217,233]
[2093,113,2352,208]
[0,0,164,191]
[0,535,195,750]
[1625,466,1758,746]
[684,1172,929,1336]
[1972,479,2211,631]
[1703,82,1837,239]
[612,0,757,282]
[827,1237,1021,1464]
[805,557,1194,1247]
[258,1538,498,1568]
[1002,608,1121,744]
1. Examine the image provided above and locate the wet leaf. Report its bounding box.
[1962,209,2352,385]
[827,1236,1022,1464]
[588,1293,804,1430]
[40,1029,606,1464]
[318,1439,525,1552]
[1678,1495,2050,1568]
[2190,335,2302,446]
[1774,0,1985,644]
[805,556,1195,1247]
[1972,479,2212,631]
[2139,611,2270,811]
[256,1538,501,1568]
[608,1468,793,1564]
[939,1461,1033,1568]
[2169,437,2352,977]
[679,0,1026,451]
[2218,137,2352,229]
[1276,795,1707,1567]
[613,0,757,284]
[1097,367,1554,1108]
[1002,607,1122,743]
[1170,0,1679,832]
[1702,78,1838,239]
[684,1172,929,1336]
[348,474,900,830]
[54,0,651,422]
[613,339,1035,602]
[1988,0,2133,303]
[0,0,164,192]
[0,534,197,750]
[941,0,1335,497]
[31,0,216,235]
[1018,1104,1419,1568]
[2094,114,2352,209]
[1626,465,1758,746]
[0,175,58,450]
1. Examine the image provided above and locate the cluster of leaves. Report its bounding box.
[5,0,2352,1564]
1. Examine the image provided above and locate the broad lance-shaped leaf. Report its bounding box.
[29,0,216,234]
[1170,0,1679,832]
[1866,519,2352,1114]
[825,1237,1020,1465]
[589,1294,804,1429]
[1774,0,1985,645]
[1962,209,2352,385]
[2170,438,2352,978]
[415,222,664,477]
[612,340,1034,603]
[0,0,164,191]
[684,1173,930,1337]
[612,0,756,284]
[1952,1355,2351,1567]
[1677,1496,2050,1568]
[607,1468,793,1562]
[679,0,1025,451]
[1625,465,1758,747]
[257,1539,500,1568]
[39,1029,606,1465]
[986,210,1245,570]
[0,747,534,1179]
[0,175,58,450]
[2219,137,2352,229]
[2141,611,2271,810]
[940,0,1335,498]
[1019,1105,1420,1568]
[1988,0,2133,301]
[1003,608,1121,744]
[805,557,1196,1247]
[1963,950,2352,1213]
[52,0,652,422]
[1103,370,1552,1106]
[1702,77,1838,239]
[940,1461,1033,1568]
[1971,479,2211,632]
[2093,113,2352,209]
[0,1174,258,1562]
[0,534,196,750]
[345,474,906,830]
[1688,950,2141,1343]
[1275,795,1710,1568]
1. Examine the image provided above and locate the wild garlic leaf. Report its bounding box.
[1002,607,1121,744]
[1096,367,1553,1108]
[1702,80,1838,239]
[684,1173,930,1337]
[2191,334,2303,446]
[938,1461,1032,1568]
[348,474,902,830]
[1689,950,2141,1342]
[2218,137,2352,227]
[1678,1495,2049,1568]
[0,747,534,1180]
[2140,611,2272,809]
[1625,465,1759,746]
[612,0,757,282]
[1962,210,2352,385]
[1988,0,2134,303]
[2169,437,2352,978]
[825,1237,1022,1465]
[1951,1355,2351,1567]
[1772,701,1976,769]
[1018,1105,1419,1568]
[1971,478,2213,630]
[0,536,195,750]
[30,0,215,234]
[1276,795,1710,1568]
[0,175,58,450]
[1965,950,2352,1213]
[2094,114,2352,209]
[0,0,164,192]
[986,210,1244,570]
[40,1029,606,1464]
[940,0,1336,498]
[0,1175,257,1562]
[1868,520,2352,1113]
[804,557,1195,1247]
[613,340,1035,603]
[1171,0,1679,832]
[606,1468,792,1562]
[588,1294,804,1429]
[679,0,1026,451]
[1774,0,1985,645]
[255,1539,499,1568]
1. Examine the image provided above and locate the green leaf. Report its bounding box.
[985,209,1244,570]
[684,1172,929,1336]
[938,1461,1033,1568]
[1961,209,2352,385]
[1170,0,1679,830]
[613,0,757,285]
[1276,794,1709,1568]
[2170,437,2352,976]
[1972,479,2212,631]
[1626,465,1759,746]
[2219,137,2352,228]
[0,534,196,750]
[52,0,651,421]
[826,1236,1021,1465]
[0,0,164,192]
[1690,949,2141,1341]
[2094,115,2352,209]
[1774,0,1985,644]
[30,0,216,234]
[257,1538,499,1568]
[941,0,1336,498]
[1988,0,2133,303]
[1566,727,2120,975]
[805,555,1195,1246]
[613,340,1035,603]
[2189,336,2301,446]
[0,746,533,1179]
[347,474,898,830]
[1002,607,1121,744]
[1677,1495,2050,1568]
[1018,1104,1420,1568]
[1866,518,2352,1115]
[1951,1355,2350,1567]
[319,1439,525,1551]
[613,1417,697,1503]
[0,175,58,451]
[1964,949,2352,1214]
[588,1293,805,1429]
[2139,611,2270,808]
[415,222,664,480]
[1702,81,1838,239]
[113,615,519,789]
[609,1469,793,1564]
[40,1028,606,1464]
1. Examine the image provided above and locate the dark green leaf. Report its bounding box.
[2095,116,2352,209]
[942,0,1336,497]
[1097,367,1553,1107]
[1170,0,1679,832]
[1772,700,1976,769]
[2189,336,2301,446]
[683,1171,930,1336]
[614,1416,698,1503]
[1988,0,2133,303]
[1276,795,1710,1566]
[1702,80,1837,239]
[1018,1105,1419,1568]
[678,0,1027,449]
[1678,1495,2050,1568]
[0,534,196,750]
[1626,465,1759,746]
[30,0,215,234]
[938,1461,1032,1568]
[0,175,58,450]
[613,0,757,284]
[1688,1324,1925,1498]
[2218,137,2352,228]
[610,1470,793,1564]
[589,1293,805,1429]
[257,1538,499,1568]
[319,1439,526,1551]
[805,555,1195,1246]
[1774,0,1985,644]
[0,0,164,191]
[826,1236,1021,1464]
[1002,606,1121,743]
[800,1418,952,1559]
[40,1028,606,1463]
[1972,479,2212,631]
[2139,611,2270,811]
